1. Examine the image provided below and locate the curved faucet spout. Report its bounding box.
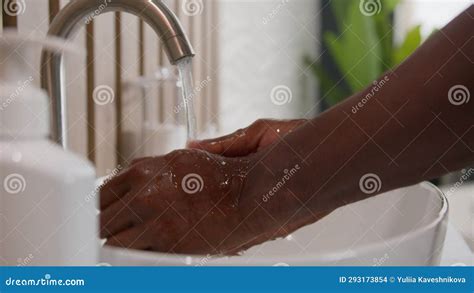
[41,0,194,147]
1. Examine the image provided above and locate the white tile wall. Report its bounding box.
[217,0,321,134]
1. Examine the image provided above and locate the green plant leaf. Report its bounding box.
[373,0,399,69]
[306,0,423,107]
[380,0,400,14]
[393,25,422,65]
[324,1,382,93]
[330,0,349,31]
[373,15,393,70]
[303,56,349,106]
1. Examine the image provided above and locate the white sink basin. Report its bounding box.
[100,182,448,266]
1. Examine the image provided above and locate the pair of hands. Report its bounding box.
[100,119,307,255]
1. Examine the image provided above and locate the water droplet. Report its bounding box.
[221,161,226,165]
[276,128,280,133]
[285,234,294,241]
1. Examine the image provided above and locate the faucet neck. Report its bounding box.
[41,0,194,147]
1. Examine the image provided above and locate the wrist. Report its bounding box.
[259,113,371,214]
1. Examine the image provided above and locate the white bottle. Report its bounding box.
[0,31,97,265]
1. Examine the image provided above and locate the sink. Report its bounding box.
[100,182,448,266]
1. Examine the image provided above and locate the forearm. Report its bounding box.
[254,6,474,217]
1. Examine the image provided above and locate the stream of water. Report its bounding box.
[177,57,198,142]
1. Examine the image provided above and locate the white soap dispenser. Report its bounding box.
[0,31,97,265]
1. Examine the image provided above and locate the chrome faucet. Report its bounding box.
[41,0,194,147]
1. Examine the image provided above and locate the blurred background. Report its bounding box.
[1,0,472,252]
[1,0,470,173]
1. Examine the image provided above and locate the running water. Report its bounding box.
[177,57,198,141]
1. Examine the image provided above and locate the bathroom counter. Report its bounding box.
[440,183,474,266]
[440,223,473,266]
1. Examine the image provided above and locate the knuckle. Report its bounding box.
[166,149,187,160]
[253,119,264,127]
[252,119,270,129]
[125,166,146,180]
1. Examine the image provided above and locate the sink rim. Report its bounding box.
[100,181,448,265]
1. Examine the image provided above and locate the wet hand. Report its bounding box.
[188,119,306,157]
[100,149,285,255]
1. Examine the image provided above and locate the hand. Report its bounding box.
[99,145,333,255]
[100,149,313,255]
[188,119,306,157]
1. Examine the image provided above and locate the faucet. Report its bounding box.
[41,0,194,147]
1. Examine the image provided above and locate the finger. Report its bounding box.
[100,194,141,238]
[280,119,306,133]
[105,224,152,250]
[100,182,131,210]
[258,119,306,149]
[99,172,131,210]
[188,124,264,157]
[186,131,242,154]
[129,157,152,166]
